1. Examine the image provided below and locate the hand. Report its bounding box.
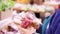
[17,25,36,34]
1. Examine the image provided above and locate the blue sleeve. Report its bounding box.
[36,24,43,34]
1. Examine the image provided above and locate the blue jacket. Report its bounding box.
[46,8,60,34]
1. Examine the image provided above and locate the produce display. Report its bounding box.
[0,0,14,12]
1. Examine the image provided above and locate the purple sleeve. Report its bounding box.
[36,24,43,34]
[54,22,60,34]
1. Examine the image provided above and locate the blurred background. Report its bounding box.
[0,0,60,20]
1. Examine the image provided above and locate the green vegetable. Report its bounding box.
[0,0,14,12]
[6,0,14,9]
[0,0,6,12]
